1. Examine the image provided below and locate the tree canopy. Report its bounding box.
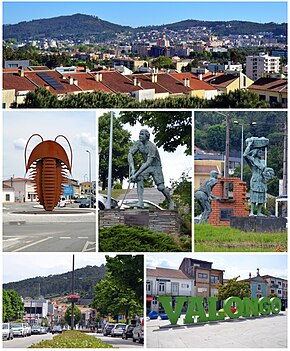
[64,305,82,327]
[216,277,251,300]
[2,289,25,322]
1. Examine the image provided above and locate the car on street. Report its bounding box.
[24,323,32,336]
[11,323,28,337]
[98,194,119,210]
[32,325,47,334]
[118,199,164,210]
[122,324,135,339]
[51,325,62,334]
[103,322,116,336]
[79,197,96,208]
[132,318,144,344]
[2,323,14,340]
[111,323,126,337]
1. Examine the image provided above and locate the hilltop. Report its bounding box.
[3,13,287,41]
[3,264,107,299]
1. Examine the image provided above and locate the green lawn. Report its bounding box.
[29,331,113,348]
[194,224,287,252]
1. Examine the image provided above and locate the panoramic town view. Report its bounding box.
[2,1,288,350]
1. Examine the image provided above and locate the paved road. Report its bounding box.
[3,203,96,252]
[147,312,288,348]
[3,333,53,348]
[92,333,144,348]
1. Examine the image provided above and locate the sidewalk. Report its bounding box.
[146,312,287,348]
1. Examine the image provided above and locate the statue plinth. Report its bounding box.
[230,216,287,233]
[99,209,181,235]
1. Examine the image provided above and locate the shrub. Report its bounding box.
[29,330,113,348]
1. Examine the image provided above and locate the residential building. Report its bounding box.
[80,181,92,195]
[146,267,193,313]
[260,275,288,300]
[3,178,36,202]
[246,53,280,81]
[23,297,51,324]
[208,62,243,73]
[194,159,223,190]
[2,183,15,203]
[248,76,287,107]
[4,60,30,69]
[179,258,224,306]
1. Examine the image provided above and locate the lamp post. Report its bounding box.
[233,120,256,181]
[86,150,92,207]
[66,255,80,330]
[106,111,114,209]
[217,112,230,198]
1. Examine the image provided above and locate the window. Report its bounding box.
[146,281,151,292]
[257,284,261,290]
[172,283,179,294]
[278,290,282,294]
[158,282,165,292]
[197,287,207,293]
[259,95,266,101]
[271,289,275,294]
[198,273,208,279]
[5,194,10,201]
[211,276,219,284]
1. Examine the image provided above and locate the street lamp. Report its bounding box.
[106,111,114,209]
[233,121,256,181]
[86,150,92,208]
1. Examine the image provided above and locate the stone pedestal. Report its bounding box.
[230,216,287,233]
[99,209,181,235]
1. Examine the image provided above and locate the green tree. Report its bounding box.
[2,289,25,322]
[120,111,192,155]
[99,113,133,190]
[64,305,82,327]
[152,56,174,69]
[216,277,251,300]
[2,290,13,322]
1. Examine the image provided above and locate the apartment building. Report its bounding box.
[246,53,280,81]
[261,275,288,300]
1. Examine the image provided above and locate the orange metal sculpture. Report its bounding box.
[25,134,73,211]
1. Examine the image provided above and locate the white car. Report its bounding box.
[132,318,144,344]
[11,323,27,337]
[111,323,126,337]
[2,323,14,340]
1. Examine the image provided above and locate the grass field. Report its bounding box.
[194,224,287,252]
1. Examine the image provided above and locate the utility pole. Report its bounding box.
[217,112,230,198]
[106,111,114,209]
[71,254,75,330]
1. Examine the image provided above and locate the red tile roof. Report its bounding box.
[153,73,192,94]
[3,72,37,93]
[203,73,237,88]
[100,71,143,93]
[170,72,217,91]
[249,78,287,93]
[128,74,169,94]
[65,73,113,93]
[147,267,192,279]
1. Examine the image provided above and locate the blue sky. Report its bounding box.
[147,253,288,280]
[3,1,287,26]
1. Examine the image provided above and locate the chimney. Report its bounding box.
[133,77,137,86]
[18,67,25,77]
[69,76,73,85]
[98,73,103,82]
[44,84,50,91]
[198,73,203,80]
[249,272,251,279]
[137,81,142,87]
[183,78,190,87]
[154,74,158,83]
[73,78,78,86]
[151,74,155,83]
[257,268,260,276]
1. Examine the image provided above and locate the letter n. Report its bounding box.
[242,297,259,317]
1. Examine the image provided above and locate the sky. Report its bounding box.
[146,253,288,280]
[3,110,96,183]
[96,110,192,188]
[2,1,287,26]
[2,253,110,283]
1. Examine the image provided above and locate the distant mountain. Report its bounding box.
[3,14,287,42]
[137,19,287,36]
[3,264,107,299]
[3,13,131,41]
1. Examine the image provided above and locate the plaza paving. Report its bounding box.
[146,312,287,348]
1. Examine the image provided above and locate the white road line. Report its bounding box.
[59,237,71,239]
[13,237,53,252]
[78,237,89,239]
[82,241,96,252]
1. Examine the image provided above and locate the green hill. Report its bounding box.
[3,264,107,299]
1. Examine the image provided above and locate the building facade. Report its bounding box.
[246,53,280,81]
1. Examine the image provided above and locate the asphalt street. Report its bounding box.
[147,312,288,348]
[92,333,144,348]
[2,333,53,348]
[3,203,96,252]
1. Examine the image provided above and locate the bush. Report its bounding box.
[99,225,185,252]
[29,330,113,348]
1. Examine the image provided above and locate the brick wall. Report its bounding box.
[99,209,181,235]
[209,177,249,226]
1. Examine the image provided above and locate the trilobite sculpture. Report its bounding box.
[25,134,72,211]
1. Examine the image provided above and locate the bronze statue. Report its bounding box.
[128,129,174,210]
[243,137,274,216]
[195,170,221,223]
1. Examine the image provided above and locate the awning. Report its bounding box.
[146,296,152,302]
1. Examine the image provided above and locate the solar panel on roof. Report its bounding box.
[37,72,64,91]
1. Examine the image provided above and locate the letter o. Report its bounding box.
[270,297,281,314]
[224,297,243,319]
[258,297,271,315]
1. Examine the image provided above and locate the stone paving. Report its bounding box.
[146,312,287,348]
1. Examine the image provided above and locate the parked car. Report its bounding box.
[51,325,62,334]
[118,199,164,210]
[24,323,32,336]
[31,325,42,334]
[11,323,27,337]
[79,197,96,208]
[111,323,126,337]
[2,323,14,340]
[132,318,144,344]
[98,194,119,210]
[103,322,115,336]
[122,324,135,339]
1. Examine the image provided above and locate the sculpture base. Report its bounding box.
[99,209,181,235]
[230,216,287,233]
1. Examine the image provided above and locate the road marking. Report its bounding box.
[78,236,89,239]
[59,237,71,239]
[82,241,96,252]
[13,237,53,252]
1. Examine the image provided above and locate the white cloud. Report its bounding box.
[13,138,27,150]
[78,132,96,149]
